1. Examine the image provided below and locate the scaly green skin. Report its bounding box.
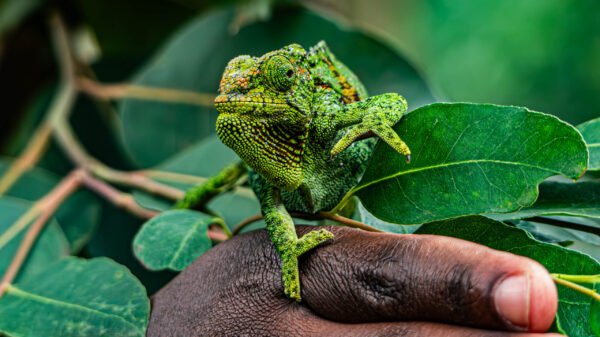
[181,41,410,302]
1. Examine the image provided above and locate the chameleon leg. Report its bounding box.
[174,161,247,210]
[330,93,411,160]
[261,185,334,302]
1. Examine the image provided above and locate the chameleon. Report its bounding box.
[176,41,411,302]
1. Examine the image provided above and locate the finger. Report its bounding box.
[297,226,557,333]
[293,317,565,337]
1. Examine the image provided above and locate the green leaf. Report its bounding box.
[416,216,600,337]
[0,158,102,252]
[356,201,420,234]
[119,6,434,167]
[86,206,177,295]
[578,117,600,171]
[0,196,69,283]
[591,282,599,336]
[133,210,218,271]
[489,181,600,221]
[0,257,150,337]
[354,103,588,224]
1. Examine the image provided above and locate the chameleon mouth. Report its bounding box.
[214,94,291,114]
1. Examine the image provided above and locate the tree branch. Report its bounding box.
[0,12,77,195]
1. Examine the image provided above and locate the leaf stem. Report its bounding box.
[231,211,383,236]
[0,170,81,298]
[551,274,600,302]
[76,77,216,107]
[551,273,600,284]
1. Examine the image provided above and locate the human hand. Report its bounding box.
[148,226,560,336]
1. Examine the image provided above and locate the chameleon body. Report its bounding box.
[178,42,410,301]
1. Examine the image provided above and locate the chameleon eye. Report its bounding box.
[265,55,296,91]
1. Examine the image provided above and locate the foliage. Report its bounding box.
[0,1,598,336]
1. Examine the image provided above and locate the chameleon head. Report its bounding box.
[214,44,315,190]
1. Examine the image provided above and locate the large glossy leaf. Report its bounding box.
[354,103,588,224]
[416,216,600,337]
[0,257,150,337]
[578,118,600,171]
[119,6,435,167]
[489,181,600,221]
[0,197,69,284]
[0,158,102,252]
[133,210,218,271]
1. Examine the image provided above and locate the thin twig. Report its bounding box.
[80,170,229,240]
[551,275,600,302]
[232,214,264,235]
[0,124,53,195]
[0,171,81,298]
[76,77,215,107]
[317,211,384,232]
[231,211,383,236]
[0,12,77,195]
[79,171,159,219]
[138,170,208,185]
[44,13,185,202]
[525,216,600,236]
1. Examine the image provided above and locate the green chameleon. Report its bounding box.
[176,41,411,302]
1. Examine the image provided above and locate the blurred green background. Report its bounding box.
[0,0,598,292]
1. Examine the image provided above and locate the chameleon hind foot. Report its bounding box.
[282,229,334,302]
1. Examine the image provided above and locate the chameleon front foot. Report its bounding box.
[330,93,411,162]
[281,229,334,302]
[331,118,411,162]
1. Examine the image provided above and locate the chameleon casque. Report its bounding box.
[176,41,411,302]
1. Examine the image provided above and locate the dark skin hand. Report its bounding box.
[148,226,560,337]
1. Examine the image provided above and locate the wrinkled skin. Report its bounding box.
[148,227,559,336]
